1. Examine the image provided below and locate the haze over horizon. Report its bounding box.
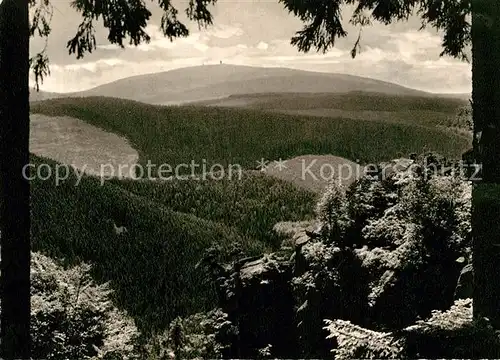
[31,0,472,95]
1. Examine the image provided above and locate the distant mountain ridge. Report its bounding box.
[29,64,469,105]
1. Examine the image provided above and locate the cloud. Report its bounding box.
[96,23,243,53]
[257,41,269,50]
[37,57,207,92]
[210,24,245,39]
[35,5,471,95]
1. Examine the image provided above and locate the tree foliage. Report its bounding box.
[143,309,237,360]
[290,154,472,357]
[12,252,140,359]
[324,318,405,360]
[29,0,218,89]
[324,298,500,359]
[195,153,479,358]
[279,0,471,61]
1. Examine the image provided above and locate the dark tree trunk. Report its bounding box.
[471,0,500,327]
[0,0,31,358]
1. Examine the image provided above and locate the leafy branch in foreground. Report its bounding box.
[28,0,218,89]
[279,0,471,61]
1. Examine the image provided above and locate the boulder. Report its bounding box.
[379,158,414,180]
[219,255,296,359]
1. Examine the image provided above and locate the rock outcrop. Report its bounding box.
[454,263,473,300]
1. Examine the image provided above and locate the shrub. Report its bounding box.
[143,309,237,360]
[313,154,472,329]
[453,101,473,131]
[324,319,405,360]
[401,298,500,358]
[315,182,349,245]
[325,299,500,359]
[23,252,139,359]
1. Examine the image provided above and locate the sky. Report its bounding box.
[30,0,472,94]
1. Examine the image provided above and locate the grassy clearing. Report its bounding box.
[29,155,316,332]
[32,96,470,175]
